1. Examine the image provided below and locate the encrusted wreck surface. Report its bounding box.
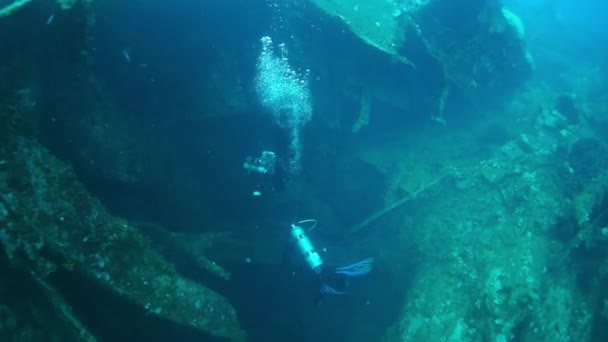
[0,114,245,341]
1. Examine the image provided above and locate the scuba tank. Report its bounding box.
[290,219,323,273]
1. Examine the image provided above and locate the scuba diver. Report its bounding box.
[242,153,373,302]
[243,150,277,175]
[288,219,374,305]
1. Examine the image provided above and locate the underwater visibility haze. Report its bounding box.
[1,0,608,341]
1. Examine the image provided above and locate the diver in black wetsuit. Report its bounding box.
[287,219,374,305]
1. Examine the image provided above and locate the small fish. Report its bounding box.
[46,14,55,25]
[122,49,131,64]
[252,190,262,196]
